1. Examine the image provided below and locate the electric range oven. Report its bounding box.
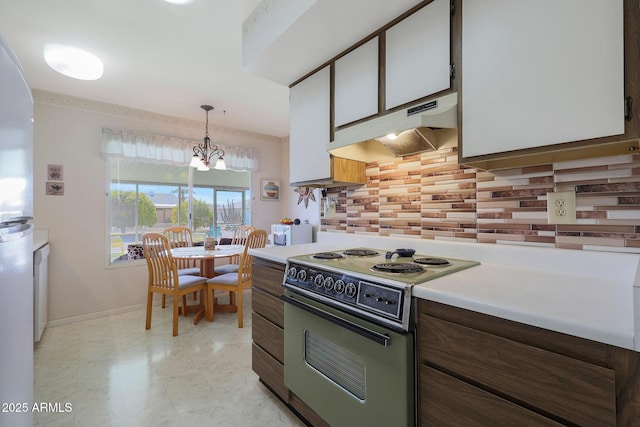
[282,248,479,427]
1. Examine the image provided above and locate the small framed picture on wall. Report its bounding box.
[47,164,63,181]
[45,182,64,196]
[260,179,281,200]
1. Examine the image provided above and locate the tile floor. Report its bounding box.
[33,290,305,427]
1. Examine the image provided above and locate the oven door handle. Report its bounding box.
[281,295,391,347]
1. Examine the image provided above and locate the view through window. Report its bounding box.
[108,158,251,264]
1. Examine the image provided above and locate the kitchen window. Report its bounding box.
[107,158,251,265]
[102,127,259,265]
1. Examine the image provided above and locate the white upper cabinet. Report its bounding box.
[461,0,624,158]
[289,66,331,184]
[385,0,451,110]
[334,37,379,127]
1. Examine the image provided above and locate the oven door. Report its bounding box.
[282,290,414,427]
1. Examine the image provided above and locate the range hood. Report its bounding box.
[329,92,458,162]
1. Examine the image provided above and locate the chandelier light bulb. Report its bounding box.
[214,157,227,170]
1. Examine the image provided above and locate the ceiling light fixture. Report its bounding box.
[43,44,103,80]
[189,105,227,171]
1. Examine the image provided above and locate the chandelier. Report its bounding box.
[189,105,227,171]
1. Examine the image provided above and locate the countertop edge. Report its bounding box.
[250,242,639,352]
[414,287,634,351]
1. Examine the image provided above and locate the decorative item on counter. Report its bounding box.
[294,186,316,208]
[280,217,294,225]
[261,179,280,200]
[323,196,336,218]
[293,218,301,225]
[204,237,216,250]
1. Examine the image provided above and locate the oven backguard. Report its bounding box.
[283,290,414,427]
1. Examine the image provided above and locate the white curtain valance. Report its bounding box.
[101,127,260,171]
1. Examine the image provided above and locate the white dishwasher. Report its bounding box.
[33,243,49,342]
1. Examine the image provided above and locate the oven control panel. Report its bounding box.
[284,262,404,321]
[357,281,402,318]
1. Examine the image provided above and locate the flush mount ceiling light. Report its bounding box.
[43,44,103,80]
[189,105,227,171]
[163,0,194,4]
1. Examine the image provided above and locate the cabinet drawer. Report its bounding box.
[252,287,284,328]
[252,312,284,364]
[251,343,287,401]
[252,258,285,297]
[420,314,616,426]
[420,364,562,427]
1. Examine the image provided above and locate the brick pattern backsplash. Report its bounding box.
[320,149,640,254]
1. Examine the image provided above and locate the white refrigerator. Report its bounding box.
[0,35,34,427]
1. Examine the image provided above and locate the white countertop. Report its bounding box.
[412,263,633,350]
[249,231,640,352]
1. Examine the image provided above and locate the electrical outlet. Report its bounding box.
[547,191,576,224]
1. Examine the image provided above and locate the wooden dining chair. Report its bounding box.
[206,229,267,327]
[142,232,207,336]
[214,225,256,276]
[164,226,201,304]
[163,226,200,270]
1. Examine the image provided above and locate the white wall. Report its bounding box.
[281,137,322,238]
[33,92,286,322]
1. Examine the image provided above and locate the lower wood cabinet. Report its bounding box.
[251,342,287,401]
[251,257,329,427]
[420,365,563,427]
[417,300,640,426]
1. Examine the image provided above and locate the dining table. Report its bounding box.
[171,245,245,322]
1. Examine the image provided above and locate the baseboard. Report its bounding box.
[45,303,148,328]
[44,290,230,329]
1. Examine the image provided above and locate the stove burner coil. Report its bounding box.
[371,263,424,273]
[312,252,344,260]
[413,257,450,266]
[342,249,379,257]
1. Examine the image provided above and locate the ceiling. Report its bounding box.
[0,0,291,137]
[0,0,423,138]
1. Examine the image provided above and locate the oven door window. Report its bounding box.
[304,329,366,401]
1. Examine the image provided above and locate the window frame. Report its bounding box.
[105,158,251,267]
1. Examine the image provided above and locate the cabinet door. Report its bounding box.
[461,0,624,158]
[385,0,451,110]
[334,37,379,127]
[289,66,331,184]
[420,365,563,426]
